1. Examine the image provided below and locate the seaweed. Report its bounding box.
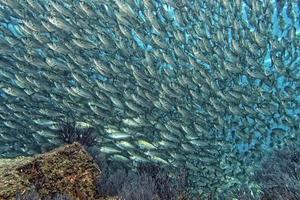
[96,161,189,200]
[16,189,40,200]
[47,193,73,200]
[137,163,175,200]
[96,168,127,197]
[86,146,108,176]
[255,144,300,200]
[230,143,300,200]
[119,172,157,200]
[16,190,72,200]
[137,162,161,178]
[227,184,259,200]
[56,121,97,147]
[137,163,189,200]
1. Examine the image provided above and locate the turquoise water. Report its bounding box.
[0,0,299,198]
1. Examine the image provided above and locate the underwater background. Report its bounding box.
[0,0,299,198]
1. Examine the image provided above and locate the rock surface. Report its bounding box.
[0,143,116,200]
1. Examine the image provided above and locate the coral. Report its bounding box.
[2,142,190,200]
[173,168,189,200]
[0,157,33,199]
[0,143,102,200]
[96,162,189,200]
[119,172,157,200]
[56,121,97,147]
[15,189,40,200]
[255,144,300,200]
[137,163,161,178]
[47,194,73,200]
[229,143,300,200]
[16,191,72,200]
[227,184,260,200]
[86,146,109,177]
[137,163,189,200]
[96,169,127,197]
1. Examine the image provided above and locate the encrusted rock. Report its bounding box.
[0,142,116,200]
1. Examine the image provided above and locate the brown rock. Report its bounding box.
[0,142,116,200]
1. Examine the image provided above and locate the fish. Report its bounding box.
[0,0,299,198]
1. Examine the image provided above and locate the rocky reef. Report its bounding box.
[0,141,187,200]
[1,140,300,199]
[0,143,115,200]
